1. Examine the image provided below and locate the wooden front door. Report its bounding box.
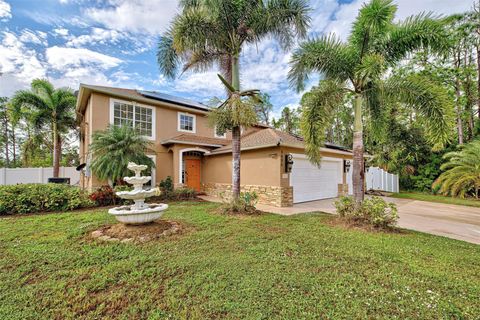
[185,159,201,191]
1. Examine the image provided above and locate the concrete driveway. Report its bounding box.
[199,195,480,244]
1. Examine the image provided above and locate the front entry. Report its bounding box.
[185,159,201,191]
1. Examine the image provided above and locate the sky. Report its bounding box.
[0,0,474,119]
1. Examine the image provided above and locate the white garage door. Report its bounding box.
[290,155,343,203]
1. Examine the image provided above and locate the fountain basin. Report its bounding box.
[108,203,168,225]
[116,189,158,200]
[124,176,151,185]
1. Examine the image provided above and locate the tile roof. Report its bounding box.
[161,134,231,147]
[210,128,353,154]
[211,128,304,153]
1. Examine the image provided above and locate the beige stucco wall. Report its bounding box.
[80,92,230,189]
[203,147,282,187]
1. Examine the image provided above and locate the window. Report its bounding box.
[214,125,226,138]
[111,100,154,139]
[178,112,196,132]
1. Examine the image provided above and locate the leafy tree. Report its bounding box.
[253,93,273,125]
[289,0,453,204]
[272,106,301,134]
[90,125,155,184]
[433,140,480,198]
[157,0,310,199]
[11,79,76,177]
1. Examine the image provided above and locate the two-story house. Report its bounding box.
[76,84,354,207]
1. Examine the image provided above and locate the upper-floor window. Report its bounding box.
[178,112,196,133]
[214,125,226,138]
[110,99,155,139]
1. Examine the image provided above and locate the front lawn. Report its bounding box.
[391,192,480,208]
[1,202,479,319]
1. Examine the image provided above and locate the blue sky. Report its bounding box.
[0,0,472,119]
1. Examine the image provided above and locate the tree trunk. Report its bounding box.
[455,79,464,145]
[477,44,480,118]
[11,124,16,164]
[4,119,9,167]
[231,56,241,199]
[352,93,365,204]
[52,122,60,177]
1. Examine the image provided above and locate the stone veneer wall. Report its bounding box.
[203,182,293,207]
[338,183,349,196]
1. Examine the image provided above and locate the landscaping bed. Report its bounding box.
[0,202,479,319]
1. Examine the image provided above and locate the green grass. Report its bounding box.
[391,192,480,208]
[1,202,479,319]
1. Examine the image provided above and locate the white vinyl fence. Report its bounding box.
[366,167,399,193]
[0,167,80,186]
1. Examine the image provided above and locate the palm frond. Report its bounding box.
[381,12,449,64]
[433,140,480,198]
[385,73,454,150]
[349,0,396,56]
[157,31,179,79]
[300,80,346,165]
[288,35,356,91]
[248,0,310,49]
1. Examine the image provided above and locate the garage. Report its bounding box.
[290,154,343,203]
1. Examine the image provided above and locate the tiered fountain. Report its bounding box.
[108,162,168,225]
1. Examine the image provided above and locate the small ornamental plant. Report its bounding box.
[334,196,398,229]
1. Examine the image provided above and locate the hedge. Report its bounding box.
[0,183,95,215]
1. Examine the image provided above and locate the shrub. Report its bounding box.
[220,192,259,215]
[159,176,174,193]
[334,196,398,228]
[89,185,117,206]
[0,183,94,215]
[152,186,197,201]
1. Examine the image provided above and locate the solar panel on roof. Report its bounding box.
[137,90,210,111]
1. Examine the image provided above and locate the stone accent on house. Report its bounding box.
[202,182,293,207]
[338,183,349,196]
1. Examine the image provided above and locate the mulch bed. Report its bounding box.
[91,219,185,243]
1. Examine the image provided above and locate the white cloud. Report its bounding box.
[0,0,11,21]
[19,29,48,46]
[46,46,122,70]
[0,32,46,95]
[323,0,473,39]
[66,27,124,47]
[173,71,224,99]
[52,27,69,37]
[85,0,179,34]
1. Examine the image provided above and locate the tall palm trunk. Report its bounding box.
[52,122,60,177]
[352,93,364,204]
[231,56,241,199]
[455,79,464,145]
[4,120,9,167]
[477,44,480,118]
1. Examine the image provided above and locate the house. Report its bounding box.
[76,84,354,207]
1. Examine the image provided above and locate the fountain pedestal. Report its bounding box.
[108,162,168,225]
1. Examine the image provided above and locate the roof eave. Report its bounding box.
[76,84,210,115]
[208,142,354,156]
[161,140,224,148]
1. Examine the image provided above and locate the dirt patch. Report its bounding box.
[90,220,186,243]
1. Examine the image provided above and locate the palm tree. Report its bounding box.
[433,140,480,199]
[90,125,155,185]
[11,79,76,177]
[209,75,260,190]
[157,0,310,198]
[288,0,454,204]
